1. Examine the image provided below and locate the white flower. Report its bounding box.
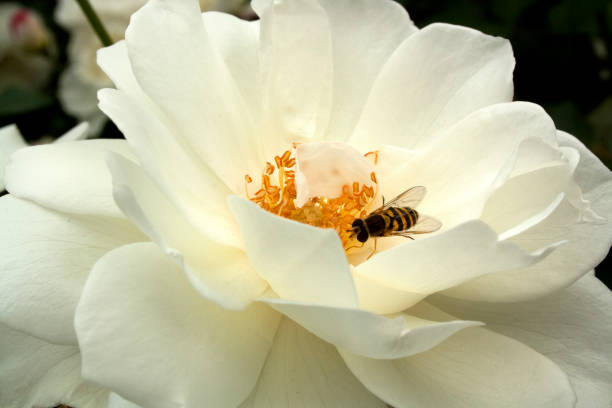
[55,0,245,135]
[2,0,612,407]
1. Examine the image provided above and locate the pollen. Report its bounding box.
[245,147,378,250]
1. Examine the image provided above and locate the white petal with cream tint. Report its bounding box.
[202,12,261,123]
[260,295,481,359]
[0,124,27,190]
[55,122,90,143]
[0,195,145,345]
[106,153,267,309]
[350,23,514,151]
[229,196,358,308]
[125,0,261,193]
[352,269,427,315]
[443,132,612,302]
[98,88,239,247]
[97,40,240,247]
[75,242,280,408]
[354,220,561,300]
[430,274,612,408]
[294,141,374,206]
[340,303,576,408]
[0,323,108,408]
[257,0,332,145]
[379,102,557,228]
[239,317,386,408]
[4,139,134,217]
[317,0,417,142]
[108,393,143,408]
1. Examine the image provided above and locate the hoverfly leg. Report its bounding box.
[366,238,378,260]
[345,241,366,252]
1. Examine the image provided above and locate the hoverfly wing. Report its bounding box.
[409,214,442,234]
[390,214,442,236]
[381,186,426,210]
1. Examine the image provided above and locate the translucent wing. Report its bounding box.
[381,186,426,210]
[390,214,442,236]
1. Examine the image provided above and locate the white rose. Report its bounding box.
[2,0,611,407]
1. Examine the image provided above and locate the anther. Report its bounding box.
[364,150,379,165]
[246,144,378,251]
[281,150,291,163]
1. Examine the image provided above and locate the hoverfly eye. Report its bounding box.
[351,219,360,228]
[357,230,369,243]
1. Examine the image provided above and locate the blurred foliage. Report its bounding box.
[0,85,52,115]
[0,0,77,143]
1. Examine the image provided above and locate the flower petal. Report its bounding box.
[481,163,571,237]
[354,220,561,298]
[0,195,144,345]
[4,139,133,217]
[353,270,427,315]
[0,323,108,408]
[317,0,417,142]
[106,153,267,309]
[202,12,262,123]
[108,393,143,408]
[350,23,514,150]
[429,274,612,408]
[98,39,242,247]
[0,124,27,190]
[125,0,261,192]
[557,130,612,193]
[380,102,557,229]
[55,122,90,143]
[98,88,238,247]
[260,296,481,359]
[339,303,576,408]
[294,141,374,207]
[443,151,612,302]
[239,317,386,408]
[228,196,358,308]
[75,242,280,408]
[481,133,599,240]
[97,40,148,102]
[258,0,332,143]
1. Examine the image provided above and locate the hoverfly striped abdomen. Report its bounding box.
[386,207,419,232]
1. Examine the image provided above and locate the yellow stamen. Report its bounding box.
[245,146,377,250]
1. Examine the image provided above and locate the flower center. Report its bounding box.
[245,145,379,250]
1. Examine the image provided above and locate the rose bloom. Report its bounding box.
[55,0,245,135]
[2,0,612,407]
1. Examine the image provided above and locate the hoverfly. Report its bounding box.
[349,186,441,258]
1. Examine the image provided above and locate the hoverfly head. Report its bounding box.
[351,218,369,243]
